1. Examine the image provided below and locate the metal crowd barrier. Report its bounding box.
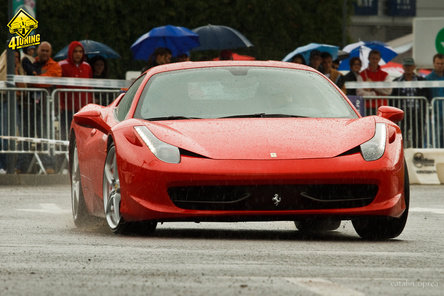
[51,88,121,168]
[1,85,444,174]
[345,79,444,149]
[431,97,444,149]
[362,96,430,148]
[1,87,52,173]
[0,87,121,174]
[51,88,121,141]
[50,88,122,172]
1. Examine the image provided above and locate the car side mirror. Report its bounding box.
[73,108,110,134]
[377,106,404,123]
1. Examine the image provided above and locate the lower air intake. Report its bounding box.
[168,184,378,211]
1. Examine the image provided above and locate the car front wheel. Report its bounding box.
[352,167,410,240]
[103,143,157,235]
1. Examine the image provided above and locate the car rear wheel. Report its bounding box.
[71,140,90,227]
[352,166,410,240]
[294,218,341,233]
[103,143,158,235]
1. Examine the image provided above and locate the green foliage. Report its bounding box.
[1,0,353,78]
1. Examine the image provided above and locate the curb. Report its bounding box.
[0,174,70,186]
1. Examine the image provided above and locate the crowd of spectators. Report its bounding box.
[292,49,444,148]
[1,42,444,173]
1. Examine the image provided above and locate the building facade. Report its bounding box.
[349,0,444,42]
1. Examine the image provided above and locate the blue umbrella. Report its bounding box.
[54,40,120,60]
[282,43,339,63]
[338,41,397,71]
[131,25,200,60]
[192,24,253,51]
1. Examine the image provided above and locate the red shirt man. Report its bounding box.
[58,41,93,112]
[357,49,392,110]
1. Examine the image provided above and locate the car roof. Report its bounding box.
[142,60,316,76]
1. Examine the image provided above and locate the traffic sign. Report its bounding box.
[436,27,444,54]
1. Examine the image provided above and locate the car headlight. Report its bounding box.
[360,123,386,161]
[134,126,180,164]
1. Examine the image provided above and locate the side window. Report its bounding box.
[116,75,146,121]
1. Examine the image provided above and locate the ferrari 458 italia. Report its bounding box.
[69,61,408,239]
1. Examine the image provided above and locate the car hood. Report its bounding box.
[142,117,376,160]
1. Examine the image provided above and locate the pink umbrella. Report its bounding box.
[381,62,404,78]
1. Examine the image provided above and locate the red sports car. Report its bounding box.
[69,61,408,239]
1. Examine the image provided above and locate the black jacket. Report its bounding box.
[392,74,430,101]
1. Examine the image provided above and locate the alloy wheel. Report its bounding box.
[103,145,122,230]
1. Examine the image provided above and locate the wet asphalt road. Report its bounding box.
[0,184,443,296]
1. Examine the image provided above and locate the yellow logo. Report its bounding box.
[7,8,41,50]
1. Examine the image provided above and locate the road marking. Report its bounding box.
[410,207,444,215]
[286,278,364,296]
[17,203,71,214]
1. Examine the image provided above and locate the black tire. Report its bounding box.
[122,221,158,235]
[295,218,341,233]
[352,166,410,240]
[71,139,91,227]
[137,221,158,234]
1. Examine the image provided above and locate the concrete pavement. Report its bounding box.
[0,173,69,186]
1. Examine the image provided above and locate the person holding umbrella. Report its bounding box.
[142,47,172,72]
[393,58,429,148]
[308,50,322,71]
[321,52,345,92]
[88,55,112,106]
[54,40,120,61]
[175,51,191,62]
[291,54,306,65]
[58,41,93,140]
[58,41,92,79]
[342,57,362,96]
[89,55,108,78]
[131,25,199,69]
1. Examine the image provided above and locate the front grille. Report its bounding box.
[168,184,378,211]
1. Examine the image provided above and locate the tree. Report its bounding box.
[1,0,353,79]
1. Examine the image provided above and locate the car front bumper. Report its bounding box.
[116,145,405,222]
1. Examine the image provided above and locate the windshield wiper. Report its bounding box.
[145,116,201,121]
[220,113,308,119]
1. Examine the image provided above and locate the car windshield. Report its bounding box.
[134,66,357,120]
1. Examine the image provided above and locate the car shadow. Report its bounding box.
[69,220,408,243]
[152,227,361,241]
[77,226,407,243]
